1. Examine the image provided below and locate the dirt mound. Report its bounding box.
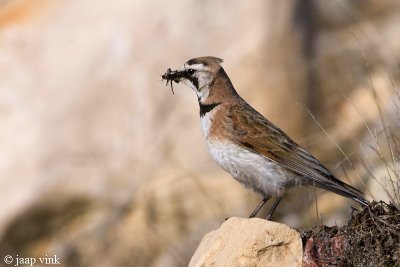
[301,201,400,266]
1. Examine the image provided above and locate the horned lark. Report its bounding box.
[162,56,368,219]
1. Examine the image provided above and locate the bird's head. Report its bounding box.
[162,56,224,102]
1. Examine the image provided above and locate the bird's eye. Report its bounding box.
[187,69,195,76]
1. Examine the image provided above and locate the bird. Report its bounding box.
[162,56,368,219]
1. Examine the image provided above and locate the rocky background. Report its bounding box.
[0,0,399,266]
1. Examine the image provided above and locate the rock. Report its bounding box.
[189,217,302,267]
[301,202,400,266]
[303,235,349,267]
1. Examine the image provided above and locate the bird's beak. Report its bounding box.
[162,68,188,84]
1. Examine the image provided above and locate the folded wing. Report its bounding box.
[226,103,367,206]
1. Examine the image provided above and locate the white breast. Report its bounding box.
[205,139,290,197]
[200,112,212,138]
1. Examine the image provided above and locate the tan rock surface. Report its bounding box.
[189,217,302,267]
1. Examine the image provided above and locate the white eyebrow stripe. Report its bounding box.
[183,63,210,71]
[176,66,187,72]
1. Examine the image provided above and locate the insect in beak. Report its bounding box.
[162,68,183,95]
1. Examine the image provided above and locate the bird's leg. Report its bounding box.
[266,196,284,220]
[249,196,271,218]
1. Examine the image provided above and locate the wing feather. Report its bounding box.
[224,103,366,204]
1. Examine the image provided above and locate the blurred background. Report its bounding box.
[0,0,399,266]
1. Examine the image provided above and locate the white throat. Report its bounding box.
[180,63,213,102]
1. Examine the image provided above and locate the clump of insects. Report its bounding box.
[162,68,181,95]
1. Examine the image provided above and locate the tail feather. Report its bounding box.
[315,178,368,206]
